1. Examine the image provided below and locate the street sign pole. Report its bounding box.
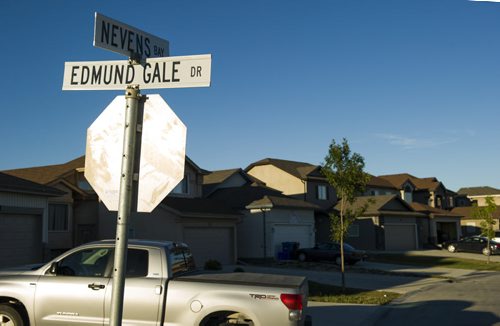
[63,13,209,326]
[109,85,142,326]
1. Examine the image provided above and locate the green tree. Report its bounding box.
[472,196,497,264]
[321,138,371,290]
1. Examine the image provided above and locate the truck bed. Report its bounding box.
[176,272,306,289]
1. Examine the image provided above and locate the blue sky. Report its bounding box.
[1,0,499,191]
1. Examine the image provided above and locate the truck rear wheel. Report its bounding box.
[201,311,254,326]
[0,304,24,326]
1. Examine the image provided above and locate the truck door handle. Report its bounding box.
[88,283,106,290]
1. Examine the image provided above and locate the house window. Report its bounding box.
[49,204,69,231]
[403,185,413,203]
[77,172,93,192]
[172,174,189,195]
[347,224,359,238]
[436,196,442,208]
[317,185,328,200]
[448,196,454,208]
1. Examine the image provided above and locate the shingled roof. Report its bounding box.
[457,186,500,197]
[246,195,320,210]
[367,175,398,190]
[410,202,462,218]
[2,156,85,185]
[246,158,320,180]
[334,195,417,216]
[0,172,64,196]
[379,173,442,191]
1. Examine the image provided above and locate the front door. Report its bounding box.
[35,247,112,325]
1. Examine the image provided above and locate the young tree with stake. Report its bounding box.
[321,138,370,291]
[472,196,498,264]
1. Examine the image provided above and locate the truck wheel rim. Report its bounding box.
[0,314,15,326]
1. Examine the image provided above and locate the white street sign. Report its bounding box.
[94,12,169,59]
[63,54,211,90]
[85,95,187,212]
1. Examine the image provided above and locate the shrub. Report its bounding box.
[204,259,222,270]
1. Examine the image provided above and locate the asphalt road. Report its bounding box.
[371,272,500,326]
[227,254,500,326]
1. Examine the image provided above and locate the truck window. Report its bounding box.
[126,249,148,277]
[55,248,148,278]
[57,248,111,277]
[170,247,196,276]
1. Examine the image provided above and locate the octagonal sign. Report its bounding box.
[85,94,186,212]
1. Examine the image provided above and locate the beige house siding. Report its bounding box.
[247,165,305,196]
[470,195,500,206]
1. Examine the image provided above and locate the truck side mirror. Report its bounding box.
[49,262,58,275]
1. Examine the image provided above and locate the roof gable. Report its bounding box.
[3,156,85,185]
[246,195,320,210]
[379,173,443,192]
[457,186,500,197]
[335,195,416,216]
[0,172,65,196]
[246,158,319,180]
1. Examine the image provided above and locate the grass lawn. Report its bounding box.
[308,281,400,305]
[369,253,500,271]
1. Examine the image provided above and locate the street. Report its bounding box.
[229,257,500,326]
[371,272,500,326]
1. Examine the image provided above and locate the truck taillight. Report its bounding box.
[280,293,303,311]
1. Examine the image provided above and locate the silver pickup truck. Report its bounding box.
[0,239,311,326]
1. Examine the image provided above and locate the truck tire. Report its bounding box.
[0,304,24,326]
[201,311,254,326]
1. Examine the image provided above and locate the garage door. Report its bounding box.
[273,224,313,256]
[183,227,234,266]
[0,213,43,268]
[384,224,417,251]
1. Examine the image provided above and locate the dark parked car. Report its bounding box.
[296,242,367,265]
[445,236,500,256]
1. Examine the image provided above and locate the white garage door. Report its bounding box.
[183,227,234,266]
[0,213,43,268]
[273,224,313,256]
[384,224,417,251]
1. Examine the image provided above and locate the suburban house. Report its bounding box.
[203,168,318,259]
[451,205,500,237]
[378,173,463,245]
[340,195,427,250]
[245,158,336,244]
[3,156,98,257]
[3,156,242,266]
[457,186,500,206]
[0,172,65,267]
[452,187,500,237]
[5,152,496,267]
[95,156,243,266]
